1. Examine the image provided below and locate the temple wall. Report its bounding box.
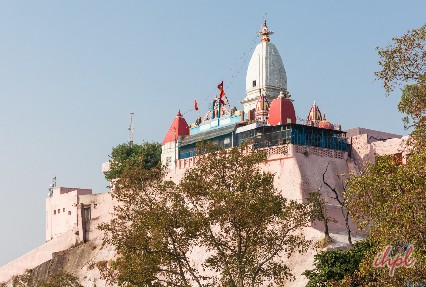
[171,144,353,234]
[349,133,408,172]
[262,145,357,233]
[0,230,78,283]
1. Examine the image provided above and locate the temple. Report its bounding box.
[161,20,347,171]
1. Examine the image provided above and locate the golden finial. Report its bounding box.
[258,19,274,42]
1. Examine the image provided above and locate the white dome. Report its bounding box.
[242,41,287,112]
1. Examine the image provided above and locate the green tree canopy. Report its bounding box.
[104,142,162,181]
[303,240,373,287]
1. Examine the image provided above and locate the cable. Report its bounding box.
[181,34,259,116]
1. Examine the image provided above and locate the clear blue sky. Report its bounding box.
[0,1,424,266]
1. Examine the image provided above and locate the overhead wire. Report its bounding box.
[181,33,259,116]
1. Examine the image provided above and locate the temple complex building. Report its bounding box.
[0,20,410,287]
[161,20,347,174]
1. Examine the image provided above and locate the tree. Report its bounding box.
[375,24,425,94]
[338,23,426,285]
[10,271,82,287]
[322,163,353,247]
[104,142,161,181]
[375,23,426,145]
[99,163,204,286]
[303,239,373,287]
[399,75,426,144]
[178,143,312,286]
[302,24,426,286]
[307,190,335,244]
[344,154,426,285]
[100,143,313,286]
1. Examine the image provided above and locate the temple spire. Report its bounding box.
[258,19,274,42]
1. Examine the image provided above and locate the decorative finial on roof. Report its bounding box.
[278,87,291,99]
[258,19,274,43]
[177,110,182,117]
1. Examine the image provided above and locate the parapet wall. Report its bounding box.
[170,143,353,234]
[0,230,78,283]
[350,133,408,172]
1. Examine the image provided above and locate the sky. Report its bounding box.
[0,1,425,266]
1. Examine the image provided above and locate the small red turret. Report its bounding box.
[268,90,296,125]
[162,110,190,144]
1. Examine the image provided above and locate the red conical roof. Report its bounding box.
[307,101,322,122]
[268,95,296,125]
[162,111,190,144]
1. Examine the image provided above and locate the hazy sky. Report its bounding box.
[0,1,425,266]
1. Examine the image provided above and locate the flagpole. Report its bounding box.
[173,127,177,174]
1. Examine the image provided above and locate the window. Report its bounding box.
[63,208,65,212]
[54,210,56,215]
[252,80,256,87]
[58,209,60,214]
[68,211,71,215]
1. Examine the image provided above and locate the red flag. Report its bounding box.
[217,81,225,98]
[219,98,225,106]
[217,81,223,91]
[194,100,199,111]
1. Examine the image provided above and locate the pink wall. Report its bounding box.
[0,230,78,283]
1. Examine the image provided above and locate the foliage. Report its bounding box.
[11,270,82,287]
[104,142,161,181]
[100,143,313,286]
[375,23,426,145]
[99,162,202,286]
[307,190,335,241]
[179,143,313,286]
[344,152,426,285]
[334,23,426,286]
[322,163,353,247]
[399,75,426,144]
[375,24,425,94]
[303,23,426,287]
[303,240,373,287]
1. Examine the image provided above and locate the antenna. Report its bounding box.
[48,176,56,197]
[129,113,134,145]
